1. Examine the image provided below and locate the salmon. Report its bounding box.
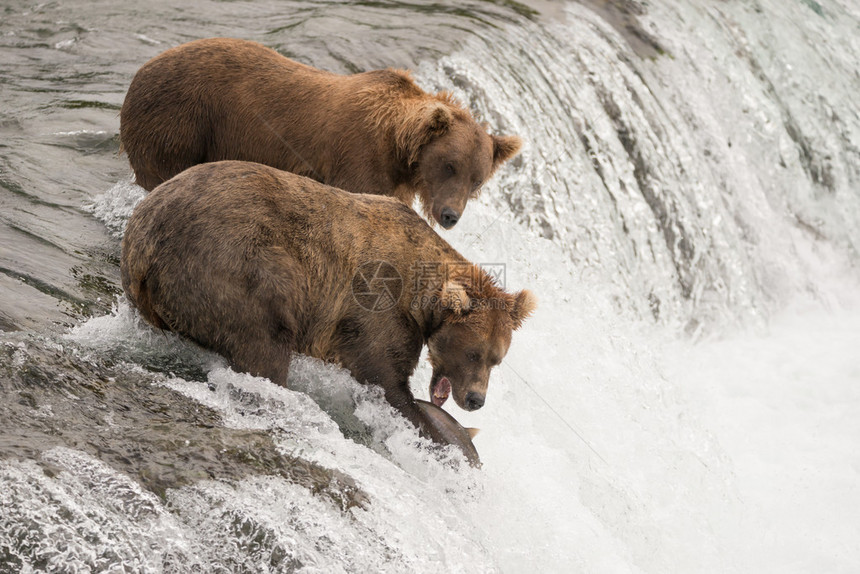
[415,399,481,467]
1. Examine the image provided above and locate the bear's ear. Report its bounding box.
[509,289,537,330]
[396,101,453,166]
[440,279,471,315]
[492,134,523,170]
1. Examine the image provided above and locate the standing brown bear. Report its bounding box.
[121,161,536,446]
[119,38,522,229]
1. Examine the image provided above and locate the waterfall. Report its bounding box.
[418,0,860,332]
[1,1,859,572]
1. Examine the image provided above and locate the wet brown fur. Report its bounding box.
[121,161,535,445]
[119,38,522,227]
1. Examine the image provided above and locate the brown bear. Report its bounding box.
[121,161,536,446]
[119,37,522,229]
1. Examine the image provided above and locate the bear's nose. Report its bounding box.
[464,391,485,411]
[440,207,460,229]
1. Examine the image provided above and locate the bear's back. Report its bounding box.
[133,161,463,273]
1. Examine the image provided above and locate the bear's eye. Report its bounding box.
[445,163,456,176]
[466,351,480,362]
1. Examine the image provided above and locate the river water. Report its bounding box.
[1,0,859,572]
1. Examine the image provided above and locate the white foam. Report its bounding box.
[48,0,860,569]
[84,178,146,238]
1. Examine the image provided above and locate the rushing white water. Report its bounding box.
[3,0,860,572]
[60,187,860,573]
[418,0,860,332]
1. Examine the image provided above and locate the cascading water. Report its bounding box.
[417,0,860,332]
[1,1,858,572]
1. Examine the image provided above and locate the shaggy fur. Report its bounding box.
[121,161,535,444]
[119,38,522,228]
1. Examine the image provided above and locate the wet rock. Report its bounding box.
[0,334,368,511]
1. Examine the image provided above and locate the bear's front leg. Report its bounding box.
[382,379,453,446]
[333,316,449,443]
[345,360,450,445]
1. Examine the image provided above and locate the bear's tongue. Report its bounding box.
[432,377,451,407]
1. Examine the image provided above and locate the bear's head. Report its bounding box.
[426,274,536,412]
[397,96,522,229]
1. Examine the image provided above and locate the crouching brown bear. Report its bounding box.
[121,161,536,446]
[119,37,522,229]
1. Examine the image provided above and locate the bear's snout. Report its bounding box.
[464,391,485,411]
[440,207,460,229]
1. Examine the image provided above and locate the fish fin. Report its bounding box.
[466,428,480,439]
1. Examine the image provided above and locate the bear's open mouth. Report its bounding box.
[431,376,451,407]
